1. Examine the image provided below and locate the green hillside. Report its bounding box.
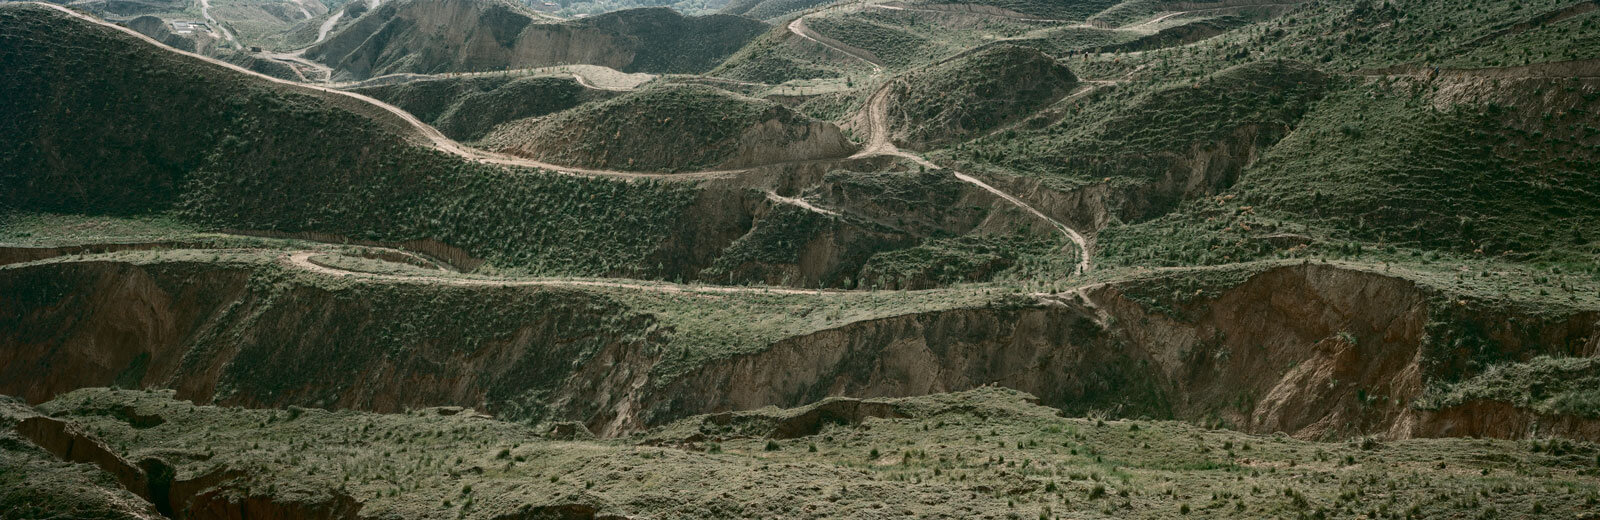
[11,387,1599,519]
[351,74,616,140]
[885,44,1079,150]
[307,0,767,79]
[481,84,853,172]
[0,3,698,278]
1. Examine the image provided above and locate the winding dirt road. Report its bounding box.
[198,0,236,47]
[287,251,833,295]
[32,2,759,181]
[787,15,884,72]
[35,1,1095,280]
[841,60,1094,273]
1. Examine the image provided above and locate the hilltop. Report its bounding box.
[0,3,702,279]
[877,44,1079,150]
[306,0,768,80]
[350,74,619,141]
[481,84,856,172]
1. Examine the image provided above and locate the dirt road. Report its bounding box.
[287,251,834,295]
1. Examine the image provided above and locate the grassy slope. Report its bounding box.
[720,0,835,21]
[481,84,823,172]
[0,4,699,278]
[18,387,1600,519]
[946,59,1330,189]
[1,397,160,520]
[887,44,1079,149]
[311,0,766,78]
[707,22,866,82]
[1080,2,1600,270]
[351,74,612,141]
[903,0,1122,20]
[578,7,771,74]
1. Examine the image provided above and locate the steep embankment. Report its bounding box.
[306,0,767,80]
[0,259,669,424]
[873,44,1079,151]
[7,256,1597,441]
[350,74,618,140]
[482,84,857,172]
[1,397,163,520]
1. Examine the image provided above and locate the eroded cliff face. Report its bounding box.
[618,264,1600,440]
[4,259,1596,441]
[984,123,1287,241]
[0,260,663,425]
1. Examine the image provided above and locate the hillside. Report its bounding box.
[305,0,767,80]
[0,3,705,278]
[879,44,1079,150]
[350,74,619,140]
[8,0,1600,517]
[481,84,856,171]
[720,0,834,21]
[8,386,1598,519]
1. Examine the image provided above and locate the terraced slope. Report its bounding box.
[482,84,857,172]
[306,0,767,80]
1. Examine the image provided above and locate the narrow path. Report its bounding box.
[40,1,1093,277]
[953,172,1090,274]
[31,2,780,181]
[288,0,313,20]
[198,0,236,48]
[571,73,633,92]
[765,191,840,217]
[776,3,1097,273]
[315,9,343,44]
[287,251,833,295]
[871,3,1068,23]
[787,15,884,72]
[845,73,1093,273]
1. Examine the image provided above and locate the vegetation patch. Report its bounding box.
[885,44,1078,150]
[482,84,849,172]
[353,75,612,140]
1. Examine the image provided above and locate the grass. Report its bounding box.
[901,0,1122,21]
[480,83,832,172]
[0,212,202,245]
[805,6,1057,69]
[885,44,1079,149]
[352,74,614,141]
[312,1,765,79]
[1,5,709,279]
[944,59,1330,190]
[1417,356,1600,418]
[708,22,868,83]
[15,386,1600,519]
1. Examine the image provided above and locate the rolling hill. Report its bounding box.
[481,84,857,171]
[305,0,768,80]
